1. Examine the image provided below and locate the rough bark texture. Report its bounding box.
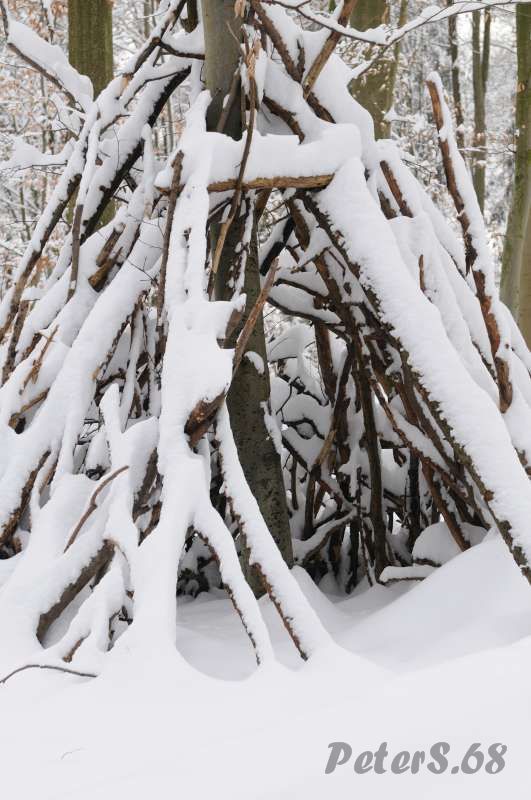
[202,0,243,135]
[202,0,293,594]
[68,0,114,228]
[501,4,531,321]
[68,0,113,98]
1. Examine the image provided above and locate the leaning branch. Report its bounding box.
[427,73,513,413]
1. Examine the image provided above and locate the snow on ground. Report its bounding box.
[2,535,531,799]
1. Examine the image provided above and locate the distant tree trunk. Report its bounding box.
[143,0,151,41]
[501,4,531,320]
[350,0,388,34]
[202,0,294,594]
[349,0,407,139]
[471,9,491,212]
[446,0,465,153]
[385,0,408,131]
[68,0,113,98]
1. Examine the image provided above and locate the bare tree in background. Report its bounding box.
[471,8,491,212]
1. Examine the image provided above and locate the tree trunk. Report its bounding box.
[68,0,113,98]
[350,0,388,31]
[446,0,465,154]
[517,206,531,343]
[501,4,531,319]
[346,0,397,578]
[202,0,294,594]
[348,0,406,139]
[472,9,490,213]
[68,1,114,227]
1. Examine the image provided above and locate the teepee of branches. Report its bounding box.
[1,0,531,681]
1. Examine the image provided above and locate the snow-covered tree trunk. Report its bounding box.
[203,0,294,593]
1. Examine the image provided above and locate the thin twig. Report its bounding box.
[64,466,129,552]
[0,663,97,686]
[156,151,184,326]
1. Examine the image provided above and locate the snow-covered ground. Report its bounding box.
[2,535,531,799]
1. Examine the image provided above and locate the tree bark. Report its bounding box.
[350,0,388,36]
[68,0,114,227]
[446,0,465,154]
[350,0,407,139]
[202,0,293,594]
[472,9,490,213]
[68,0,113,98]
[348,0,406,140]
[501,4,531,320]
[350,0,390,138]
[517,207,531,344]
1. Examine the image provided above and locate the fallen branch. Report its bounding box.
[0,663,97,686]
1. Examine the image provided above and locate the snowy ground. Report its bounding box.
[2,534,531,799]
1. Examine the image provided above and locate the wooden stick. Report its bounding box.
[185,261,279,446]
[303,0,357,97]
[64,466,129,552]
[156,151,184,326]
[0,663,97,686]
[427,76,513,413]
[233,260,279,371]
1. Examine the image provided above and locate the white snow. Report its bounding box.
[1,538,531,799]
[2,4,531,799]
[412,521,486,565]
